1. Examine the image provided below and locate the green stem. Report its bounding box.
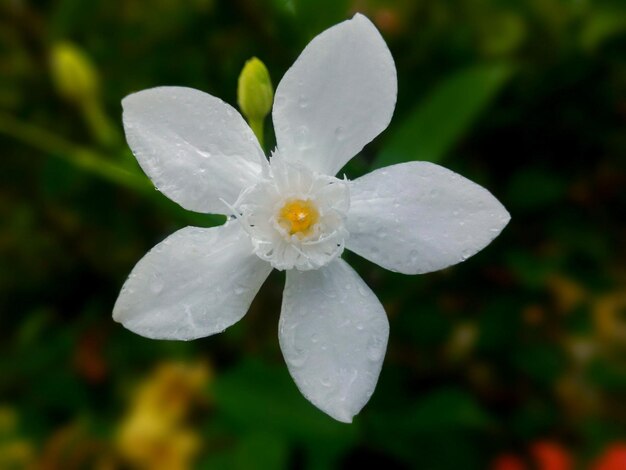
[82,98,120,148]
[0,111,226,227]
[248,118,265,149]
[0,111,150,193]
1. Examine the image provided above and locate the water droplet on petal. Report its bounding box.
[150,274,164,294]
[460,248,473,261]
[286,350,307,368]
[320,376,332,387]
[367,335,386,361]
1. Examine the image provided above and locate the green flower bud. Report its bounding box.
[50,42,99,104]
[237,57,273,147]
[238,57,273,121]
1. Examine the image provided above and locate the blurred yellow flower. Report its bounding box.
[0,407,35,470]
[115,361,211,470]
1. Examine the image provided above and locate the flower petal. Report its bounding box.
[272,13,397,176]
[113,222,272,340]
[123,86,265,214]
[279,259,389,422]
[346,162,510,274]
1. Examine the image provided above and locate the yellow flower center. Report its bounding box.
[278,199,319,237]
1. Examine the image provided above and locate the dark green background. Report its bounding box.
[2,0,626,468]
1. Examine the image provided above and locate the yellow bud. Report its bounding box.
[50,42,99,103]
[237,57,273,147]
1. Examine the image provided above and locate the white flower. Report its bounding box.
[113,13,510,423]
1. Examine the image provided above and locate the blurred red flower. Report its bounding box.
[591,444,626,470]
[491,453,528,470]
[530,441,573,470]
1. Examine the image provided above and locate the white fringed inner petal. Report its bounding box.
[234,153,350,271]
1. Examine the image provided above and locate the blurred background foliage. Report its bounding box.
[1,0,626,468]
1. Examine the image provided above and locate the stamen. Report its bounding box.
[219,198,253,234]
[277,199,320,237]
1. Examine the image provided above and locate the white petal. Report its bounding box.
[279,259,389,422]
[113,222,272,340]
[123,86,265,214]
[346,162,510,274]
[272,13,397,176]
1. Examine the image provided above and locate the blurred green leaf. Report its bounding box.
[213,359,358,459]
[477,298,522,353]
[513,344,566,384]
[367,388,491,467]
[293,0,349,38]
[406,388,493,432]
[477,11,527,57]
[0,112,149,193]
[200,432,289,470]
[587,360,626,392]
[234,433,288,470]
[507,167,567,210]
[511,400,557,438]
[580,8,626,52]
[370,387,492,434]
[396,303,451,347]
[374,63,513,168]
[0,112,222,227]
[505,249,561,289]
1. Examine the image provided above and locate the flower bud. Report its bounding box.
[237,57,274,146]
[50,42,99,103]
[237,57,273,124]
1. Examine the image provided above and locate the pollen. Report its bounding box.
[278,199,320,237]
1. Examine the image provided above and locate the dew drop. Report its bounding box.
[320,376,332,387]
[367,335,386,361]
[150,275,164,294]
[460,248,473,261]
[286,349,307,368]
[357,285,369,297]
